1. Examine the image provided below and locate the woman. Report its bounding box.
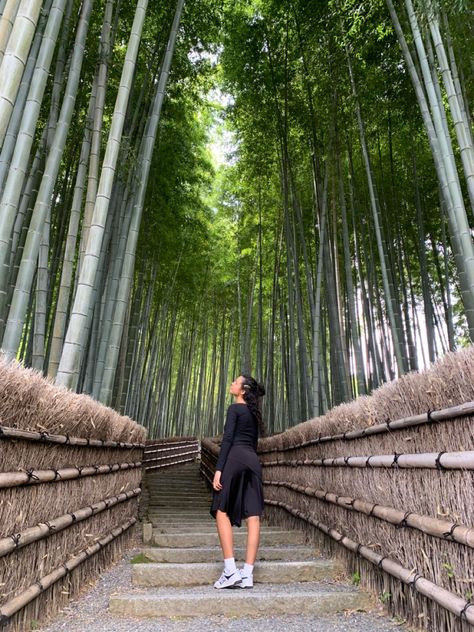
[210,374,265,589]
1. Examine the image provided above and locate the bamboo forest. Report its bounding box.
[0,0,473,439]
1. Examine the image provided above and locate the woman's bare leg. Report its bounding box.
[216,510,234,558]
[245,516,260,564]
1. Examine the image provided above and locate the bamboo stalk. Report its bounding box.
[0,488,140,558]
[0,518,136,623]
[0,461,142,489]
[258,400,474,453]
[262,450,474,470]
[264,480,474,548]
[0,424,145,449]
[265,500,474,625]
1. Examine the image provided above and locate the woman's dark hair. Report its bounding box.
[241,374,266,437]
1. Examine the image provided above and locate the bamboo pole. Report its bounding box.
[146,438,198,444]
[144,442,198,455]
[265,499,474,625]
[0,425,145,448]
[258,400,474,453]
[143,447,198,462]
[0,461,142,489]
[262,450,474,470]
[0,0,20,67]
[264,480,474,548]
[0,488,140,558]
[200,459,214,483]
[0,518,136,624]
[144,456,197,471]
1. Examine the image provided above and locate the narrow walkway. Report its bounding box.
[40,462,408,631]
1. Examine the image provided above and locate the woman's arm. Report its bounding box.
[215,405,237,472]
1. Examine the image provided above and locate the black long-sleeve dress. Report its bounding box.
[209,403,264,527]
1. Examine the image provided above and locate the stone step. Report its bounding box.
[148,509,211,513]
[148,494,210,498]
[147,507,211,512]
[148,502,210,506]
[147,513,205,518]
[110,583,371,618]
[152,530,306,548]
[149,525,211,532]
[151,525,289,533]
[133,560,338,587]
[148,495,209,499]
[146,481,207,486]
[146,482,205,489]
[146,488,209,493]
[138,545,320,563]
[145,470,206,486]
[146,478,205,482]
[147,516,211,521]
[149,502,211,516]
[150,521,284,528]
[148,513,212,519]
[148,515,213,522]
[148,499,210,503]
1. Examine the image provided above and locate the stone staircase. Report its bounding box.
[110,461,371,618]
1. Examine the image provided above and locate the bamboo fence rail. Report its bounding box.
[264,480,474,548]
[262,450,474,470]
[144,437,198,449]
[259,401,474,453]
[144,454,198,470]
[0,518,136,626]
[265,499,474,625]
[0,425,145,448]
[0,488,140,558]
[142,436,199,470]
[0,461,142,489]
[144,443,198,456]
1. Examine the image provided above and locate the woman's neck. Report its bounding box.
[235,394,246,404]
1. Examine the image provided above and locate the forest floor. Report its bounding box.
[38,549,413,632]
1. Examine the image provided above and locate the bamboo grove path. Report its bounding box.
[42,460,408,631]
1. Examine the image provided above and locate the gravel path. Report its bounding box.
[39,550,411,632]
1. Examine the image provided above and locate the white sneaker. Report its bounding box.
[238,570,253,588]
[213,569,242,589]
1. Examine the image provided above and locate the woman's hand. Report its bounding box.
[213,470,223,491]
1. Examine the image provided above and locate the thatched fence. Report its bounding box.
[201,347,474,632]
[0,357,146,632]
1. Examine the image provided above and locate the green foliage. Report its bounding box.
[442,561,455,579]
[130,553,152,564]
[379,590,392,604]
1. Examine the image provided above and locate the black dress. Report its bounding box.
[210,403,264,527]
